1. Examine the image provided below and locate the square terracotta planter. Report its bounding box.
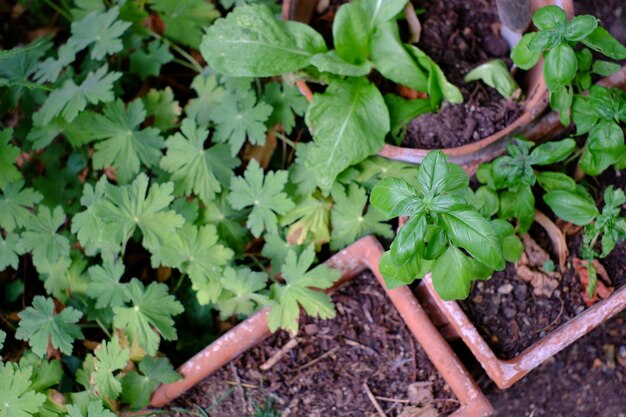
[416,274,626,389]
[150,236,493,417]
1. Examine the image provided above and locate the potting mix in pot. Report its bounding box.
[0,0,625,416]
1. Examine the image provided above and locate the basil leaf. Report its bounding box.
[579,121,625,175]
[532,5,568,30]
[200,5,323,77]
[432,246,488,300]
[536,171,576,192]
[500,184,535,233]
[571,95,598,134]
[464,59,520,99]
[544,190,599,225]
[306,78,389,191]
[474,186,499,217]
[544,44,577,90]
[440,209,504,270]
[370,177,421,217]
[582,27,626,60]
[444,163,471,195]
[564,15,598,41]
[333,3,371,64]
[379,250,424,289]
[503,235,524,262]
[511,33,542,70]
[528,138,576,165]
[424,227,447,260]
[416,150,448,195]
[592,60,622,77]
[390,213,426,263]
[310,51,372,76]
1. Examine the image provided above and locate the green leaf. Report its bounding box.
[0,329,5,353]
[18,352,64,392]
[390,212,426,264]
[91,99,164,183]
[511,33,542,70]
[544,44,577,90]
[440,209,504,270]
[267,246,341,333]
[0,128,20,189]
[310,51,373,76]
[36,66,121,125]
[379,250,424,289]
[528,138,576,165]
[113,279,184,355]
[0,180,42,232]
[66,401,115,417]
[333,3,371,64]
[503,235,524,263]
[564,15,598,41]
[405,45,463,105]
[0,363,46,417]
[121,356,181,410]
[200,4,323,76]
[130,40,173,80]
[416,149,449,195]
[281,195,331,249]
[532,5,567,30]
[160,119,239,203]
[579,121,626,175]
[464,59,520,99]
[142,87,181,131]
[15,296,84,357]
[358,0,408,28]
[536,171,576,192]
[201,192,249,254]
[216,267,270,318]
[228,159,294,238]
[212,91,273,156]
[21,206,70,267]
[582,27,626,60]
[472,186,499,217]
[185,75,225,127]
[93,336,129,400]
[431,245,475,300]
[149,0,219,48]
[262,81,308,134]
[499,184,535,233]
[87,260,129,309]
[370,177,421,217]
[330,184,393,250]
[155,224,233,304]
[544,189,599,225]
[69,6,131,60]
[28,111,95,150]
[592,60,622,77]
[305,78,389,191]
[94,174,185,252]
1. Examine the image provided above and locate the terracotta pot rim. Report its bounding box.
[150,236,494,417]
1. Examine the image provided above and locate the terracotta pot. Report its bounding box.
[151,236,494,417]
[283,0,574,175]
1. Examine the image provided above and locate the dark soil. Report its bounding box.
[403,0,524,149]
[459,224,586,360]
[167,273,459,417]
[487,313,626,417]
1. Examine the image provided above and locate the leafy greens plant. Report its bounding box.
[370,150,521,300]
[200,1,462,191]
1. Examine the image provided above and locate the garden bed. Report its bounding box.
[167,272,459,417]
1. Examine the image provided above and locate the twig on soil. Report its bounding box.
[363,383,388,417]
[343,338,379,356]
[223,380,258,389]
[293,346,339,372]
[260,337,299,371]
[375,396,462,406]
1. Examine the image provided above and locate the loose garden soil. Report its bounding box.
[167,272,459,417]
[487,313,626,417]
[459,223,586,359]
[402,0,524,149]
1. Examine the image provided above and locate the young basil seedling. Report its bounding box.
[511,5,626,125]
[370,150,508,300]
[477,137,576,232]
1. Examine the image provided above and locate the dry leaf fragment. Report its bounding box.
[572,258,614,306]
[515,234,561,297]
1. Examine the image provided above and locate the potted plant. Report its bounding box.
[150,236,494,417]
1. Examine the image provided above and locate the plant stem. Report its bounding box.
[42,0,72,21]
[173,273,187,293]
[148,30,203,73]
[274,131,297,149]
[96,319,112,339]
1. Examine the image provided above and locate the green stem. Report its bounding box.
[42,0,72,21]
[274,131,297,149]
[148,30,203,73]
[173,58,199,72]
[96,319,112,339]
[173,273,187,293]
